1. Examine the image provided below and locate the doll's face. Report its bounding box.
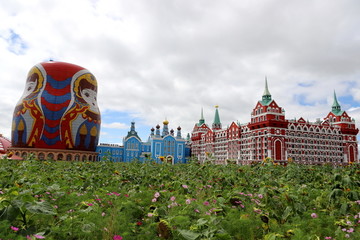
[81,88,98,112]
[22,78,37,99]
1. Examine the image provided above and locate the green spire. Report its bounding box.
[262,77,272,105]
[332,90,341,114]
[198,108,205,126]
[212,105,222,129]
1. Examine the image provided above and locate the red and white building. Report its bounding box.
[191,80,359,165]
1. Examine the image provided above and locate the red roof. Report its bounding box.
[0,134,11,154]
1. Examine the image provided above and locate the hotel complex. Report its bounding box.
[191,80,359,165]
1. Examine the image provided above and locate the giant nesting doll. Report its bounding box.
[12,61,101,151]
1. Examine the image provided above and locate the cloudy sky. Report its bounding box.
[1,0,360,144]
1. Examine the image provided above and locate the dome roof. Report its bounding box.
[11,61,101,152]
[0,134,11,154]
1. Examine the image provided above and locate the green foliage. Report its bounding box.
[0,158,359,239]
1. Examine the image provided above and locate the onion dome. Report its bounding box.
[177,126,181,131]
[151,127,155,132]
[170,129,174,133]
[163,119,169,125]
[156,124,160,129]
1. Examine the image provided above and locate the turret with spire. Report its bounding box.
[198,108,205,126]
[261,77,272,105]
[212,105,222,130]
[332,91,342,115]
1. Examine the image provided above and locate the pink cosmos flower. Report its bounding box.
[203,201,210,206]
[54,205,58,209]
[185,199,191,204]
[87,203,93,206]
[152,198,157,202]
[258,194,263,199]
[170,196,176,201]
[325,237,332,240]
[154,192,160,198]
[11,226,19,231]
[182,184,188,189]
[194,209,200,213]
[102,212,106,217]
[347,228,354,233]
[113,235,123,240]
[148,213,153,217]
[345,234,350,238]
[311,213,318,218]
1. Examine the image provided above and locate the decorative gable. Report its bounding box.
[297,117,306,124]
[322,120,330,126]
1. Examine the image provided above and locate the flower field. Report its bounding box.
[0,158,359,240]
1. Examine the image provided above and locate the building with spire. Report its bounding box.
[191,79,359,165]
[96,120,190,163]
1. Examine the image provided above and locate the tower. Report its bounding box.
[331,91,341,114]
[262,77,272,105]
[198,108,205,126]
[162,119,169,136]
[212,105,222,130]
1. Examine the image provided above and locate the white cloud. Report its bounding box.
[1,0,360,141]
[102,122,128,129]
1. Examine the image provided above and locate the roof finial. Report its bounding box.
[332,90,341,114]
[262,76,272,104]
[198,107,205,126]
[263,76,271,96]
[212,105,221,130]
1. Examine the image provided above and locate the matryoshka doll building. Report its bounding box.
[9,61,101,161]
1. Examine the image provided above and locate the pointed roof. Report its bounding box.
[331,90,342,115]
[213,105,221,125]
[212,105,222,129]
[261,77,272,105]
[198,108,205,126]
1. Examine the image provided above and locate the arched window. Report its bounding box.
[274,139,282,161]
[38,153,45,160]
[348,145,355,163]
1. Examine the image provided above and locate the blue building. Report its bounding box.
[96,120,190,163]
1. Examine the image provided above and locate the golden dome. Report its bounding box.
[163,119,169,125]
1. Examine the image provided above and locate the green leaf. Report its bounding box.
[197,218,208,226]
[177,229,201,240]
[25,201,56,215]
[281,206,292,222]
